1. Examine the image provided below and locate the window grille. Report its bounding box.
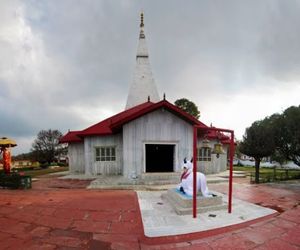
[95,147,116,162]
[197,147,211,161]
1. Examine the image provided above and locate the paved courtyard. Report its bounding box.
[0,175,299,249]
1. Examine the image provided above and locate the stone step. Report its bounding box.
[162,189,227,215]
[140,172,181,185]
[140,179,180,185]
[140,172,229,185]
[141,172,181,181]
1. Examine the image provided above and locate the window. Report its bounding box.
[197,147,211,161]
[95,147,116,162]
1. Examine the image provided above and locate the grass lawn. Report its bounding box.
[233,165,300,182]
[17,166,69,178]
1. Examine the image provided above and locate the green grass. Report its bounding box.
[233,165,300,182]
[16,166,69,178]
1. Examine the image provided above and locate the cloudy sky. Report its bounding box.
[1,0,300,155]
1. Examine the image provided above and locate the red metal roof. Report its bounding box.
[60,100,208,143]
[78,101,155,137]
[206,129,230,141]
[59,131,82,143]
[109,100,207,131]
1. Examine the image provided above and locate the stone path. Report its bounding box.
[137,190,276,237]
[0,175,299,249]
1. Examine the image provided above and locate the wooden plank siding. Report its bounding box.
[123,108,194,178]
[68,143,85,173]
[72,109,228,177]
[84,134,123,175]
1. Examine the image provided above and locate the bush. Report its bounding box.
[57,162,67,167]
[0,173,32,189]
[11,167,34,172]
[40,162,49,169]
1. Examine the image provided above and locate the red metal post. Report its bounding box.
[193,126,198,218]
[194,126,234,214]
[228,131,234,213]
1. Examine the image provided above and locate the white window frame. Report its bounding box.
[197,147,211,162]
[95,146,116,162]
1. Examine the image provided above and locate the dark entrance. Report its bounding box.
[145,144,174,172]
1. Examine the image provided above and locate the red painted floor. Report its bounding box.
[0,175,299,249]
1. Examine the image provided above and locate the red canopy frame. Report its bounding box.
[193,126,235,218]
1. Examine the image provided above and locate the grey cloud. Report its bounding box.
[1,0,299,154]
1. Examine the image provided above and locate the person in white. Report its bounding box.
[178,158,213,197]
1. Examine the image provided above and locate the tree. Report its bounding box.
[234,140,243,159]
[31,129,63,164]
[12,152,35,161]
[239,120,275,183]
[267,113,287,166]
[268,106,300,166]
[280,106,300,166]
[175,98,200,119]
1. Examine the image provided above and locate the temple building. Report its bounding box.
[60,13,230,180]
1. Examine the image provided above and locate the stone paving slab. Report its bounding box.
[137,190,277,237]
[1,175,300,249]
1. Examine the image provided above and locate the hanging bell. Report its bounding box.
[212,142,224,158]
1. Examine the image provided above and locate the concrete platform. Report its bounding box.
[162,189,226,215]
[137,190,277,238]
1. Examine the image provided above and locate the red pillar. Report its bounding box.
[193,126,198,218]
[2,148,11,175]
[228,131,234,213]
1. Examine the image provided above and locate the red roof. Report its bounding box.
[206,129,230,141]
[59,131,82,143]
[78,101,155,137]
[60,100,207,143]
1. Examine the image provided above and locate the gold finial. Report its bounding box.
[140,12,144,28]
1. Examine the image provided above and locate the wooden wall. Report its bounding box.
[68,143,85,173]
[123,108,194,178]
[84,134,123,175]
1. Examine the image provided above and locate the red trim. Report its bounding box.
[228,131,235,213]
[78,102,154,137]
[110,100,206,131]
[193,126,235,217]
[193,126,198,218]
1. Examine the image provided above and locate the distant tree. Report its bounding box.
[234,140,243,159]
[239,120,275,183]
[175,98,200,119]
[268,106,300,166]
[12,152,35,161]
[267,113,287,166]
[31,129,63,164]
[270,149,286,167]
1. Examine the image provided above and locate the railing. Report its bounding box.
[250,168,300,183]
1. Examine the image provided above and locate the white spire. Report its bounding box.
[125,12,160,110]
